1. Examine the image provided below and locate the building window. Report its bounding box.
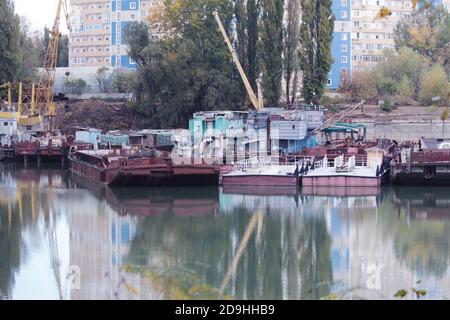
[327,79,332,86]
[341,45,347,52]
[130,1,137,9]
[341,33,347,41]
[341,67,348,74]
[341,56,347,63]
[341,11,347,18]
[342,0,348,6]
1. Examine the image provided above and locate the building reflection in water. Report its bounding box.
[2,166,450,300]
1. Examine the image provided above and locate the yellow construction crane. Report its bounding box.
[213,11,263,111]
[35,0,71,121]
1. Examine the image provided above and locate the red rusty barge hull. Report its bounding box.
[302,175,381,187]
[222,174,299,187]
[68,150,222,187]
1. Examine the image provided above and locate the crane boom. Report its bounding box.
[311,100,366,135]
[35,0,71,119]
[213,11,263,111]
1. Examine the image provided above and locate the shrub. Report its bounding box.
[396,76,414,105]
[64,78,87,95]
[419,65,449,105]
[381,96,393,112]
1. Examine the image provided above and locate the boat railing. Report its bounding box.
[315,155,328,169]
[233,156,311,172]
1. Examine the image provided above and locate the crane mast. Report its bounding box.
[213,11,263,111]
[35,0,71,119]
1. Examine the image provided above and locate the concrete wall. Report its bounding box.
[51,67,115,94]
[360,120,450,141]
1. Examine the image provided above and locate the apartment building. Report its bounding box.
[69,0,112,67]
[329,0,415,89]
[69,0,162,69]
[329,0,449,90]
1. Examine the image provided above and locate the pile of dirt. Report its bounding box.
[55,99,152,133]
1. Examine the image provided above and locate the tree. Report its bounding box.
[396,76,414,105]
[373,47,428,100]
[395,5,450,73]
[124,22,150,67]
[246,0,259,93]
[284,0,301,106]
[299,0,334,103]
[18,17,43,81]
[339,71,378,102]
[111,68,136,94]
[64,78,87,95]
[260,0,284,107]
[92,66,110,93]
[126,0,246,128]
[0,0,22,83]
[419,64,449,106]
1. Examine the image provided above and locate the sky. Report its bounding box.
[15,0,70,34]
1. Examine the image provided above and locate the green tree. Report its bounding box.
[299,0,334,103]
[395,5,450,73]
[419,64,449,105]
[0,0,22,83]
[126,0,246,128]
[18,17,43,81]
[124,22,150,67]
[375,47,426,99]
[260,0,284,107]
[111,68,136,94]
[284,0,301,105]
[396,76,414,105]
[92,66,110,93]
[246,0,259,92]
[64,78,87,95]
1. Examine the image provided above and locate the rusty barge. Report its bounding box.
[68,147,229,187]
[391,138,450,186]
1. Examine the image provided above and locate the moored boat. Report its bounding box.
[302,147,389,187]
[222,156,311,187]
[68,147,224,187]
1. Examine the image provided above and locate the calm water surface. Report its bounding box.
[1,165,450,300]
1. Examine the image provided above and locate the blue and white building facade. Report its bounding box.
[329,0,352,89]
[328,0,418,90]
[69,0,161,69]
[111,0,140,69]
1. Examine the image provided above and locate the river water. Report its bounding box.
[1,165,450,300]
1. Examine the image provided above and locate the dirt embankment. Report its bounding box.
[55,99,153,133]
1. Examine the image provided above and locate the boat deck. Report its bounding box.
[225,164,298,177]
[304,165,377,178]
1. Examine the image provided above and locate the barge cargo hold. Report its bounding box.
[68,148,224,187]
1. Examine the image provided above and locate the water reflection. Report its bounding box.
[1,165,450,300]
